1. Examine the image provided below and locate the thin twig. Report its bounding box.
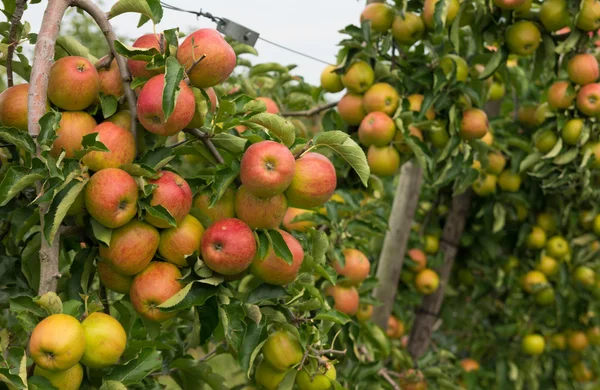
[294,139,313,159]
[183,128,225,164]
[99,284,110,314]
[199,343,223,362]
[187,54,207,75]
[167,138,192,149]
[298,345,310,371]
[281,101,338,117]
[95,53,114,70]
[317,348,347,355]
[6,0,27,87]
[379,369,401,390]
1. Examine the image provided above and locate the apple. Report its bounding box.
[536,212,557,234]
[493,0,526,9]
[145,170,193,228]
[498,171,521,192]
[99,219,160,275]
[522,334,545,355]
[424,235,439,254]
[392,12,425,46]
[256,97,280,114]
[588,327,600,346]
[407,248,427,272]
[239,140,296,198]
[34,363,83,390]
[567,331,589,352]
[460,108,489,140]
[326,285,359,315]
[422,0,460,30]
[367,145,401,177]
[363,83,400,115]
[285,152,337,208]
[472,173,497,196]
[97,260,133,294]
[188,87,218,128]
[51,111,97,158]
[137,74,195,136]
[250,229,304,285]
[127,33,165,78]
[487,151,506,175]
[568,53,599,85]
[535,129,558,153]
[282,207,317,232]
[576,83,600,116]
[540,0,569,32]
[80,312,127,368]
[536,256,559,277]
[546,236,569,259]
[262,330,303,371]
[360,3,394,33]
[394,125,423,154]
[427,125,450,148]
[358,111,396,147]
[47,56,99,111]
[488,81,506,100]
[356,304,374,322]
[341,61,374,94]
[130,261,183,322]
[460,358,480,372]
[158,214,204,267]
[177,28,236,88]
[320,65,344,93]
[337,93,367,125]
[505,21,541,56]
[439,54,469,82]
[106,109,133,131]
[81,122,136,171]
[517,103,538,129]
[296,362,336,390]
[234,185,288,229]
[562,118,584,145]
[572,361,594,383]
[522,270,548,293]
[29,314,85,371]
[85,168,138,228]
[192,187,236,223]
[255,360,287,389]
[547,81,575,110]
[576,0,600,31]
[97,56,124,97]
[201,218,257,275]
[407,94,435,120]
[332,248,370,285]
[550,333,567,350]
[415,268,439,295]
[574,266,596,288]
[0,83,30,131]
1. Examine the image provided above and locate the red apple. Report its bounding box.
[137,74,195,136]
[332,248,371,285]
[577,83,600,116]
[250,229,304,285]
[0,83,29,131]
[176,28,236,88]
[97,260,133,294]
[459,108,489,140]
[285,152,336,208]
[239,140,296,197]
[158,214,205,267]
[51,111,97,158]
[97,56,124,97]
[127,33,165,79]
[48,56,99,111]
[84,168,138,228]
[130,261,183,322]
[337,93,367,126]
[358,111,396,147]
[547,80,575,110]
[200,218,257,275]
[234,184,288,229]
[145,170,193,228]
[568,53,599,85]
[326,285,359,315]
[256,97,280,114]
[81,122,136,172]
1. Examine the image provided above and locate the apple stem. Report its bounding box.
[293,139,314,159]
[94,53,114,70]
[5,0,26,87]
[281,101,338,117]
[187,54,207,76]
[378,369,401,390]
[183,128,225,164]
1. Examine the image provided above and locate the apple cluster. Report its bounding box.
[326,248,371,317]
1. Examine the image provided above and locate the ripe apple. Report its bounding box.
[386,316,405,338]
[407,94,435,120]
[192,187,236,223]
[106,109,133,131]
[572,361,594,383]
[577,0,600,31]
[547,81,575,110]
[439,54,469,82]
[356,304,373,322]
[498,171,521,192]
[341,61,374,94]
[97,56,124,97]
[407,248,427,272]
[422,0,460,30]
[80,312,127,368]
[262,330,303,371]
[562,118,584,145]
[97,260,133,294]
[51,111,97,158]
[493,0,526,9]
[81,122,136,171]
[360,3,394,33]
[546,236,569,259]
[282,207,317,232]
[85,168,138,229]
[201,218,257,275]
[127,33,165,79]
[567,331,589,353]
[415,268,439,295]
[0,83,30,131]
[358,111,396,147]
[29,314,85,371]
[487,151,506,175]
[145,170,193,228]
[337,93,367,125]
[256,97,280,114]
[527,226,547,249]
[234,185,288,229]
[460,108,489,140]
[130,261,183,322]
[363,83,400,115]
[522,270,548,293]
[505,21,541,56]
[100,219,159,275]
[137,74,195,136]
[250,229,304,285]
[239,140,296,198]
[577,83,600,116]
[392,12,425,46]
[568,53,599,85]
[255,360,286,389]
[460,358,480,372]
[158,214,204,267]
[540,0,569,32]
[472,173,497,196]
[332,248,370,285]
[394,125,423,154]
[285,152,337,208]
[296,362,336,390]
[522,334,545,355]
[34,363,83,390]
[536,256,559,277]
[177,28,236,88]
[326,285,359,315]
[368,145,401,177]
[517,103,538,129]
[48,56,99,111]
[320,65,344,93]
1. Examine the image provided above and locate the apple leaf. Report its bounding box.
[313,130,370,186]
[478,46,507,81]
[0,348,27,390]
[108,0,162,24]
[113,40,160,61]
[315,311,351,325]
[162,57,185,122]
[170,358,228,390]
[211,133,248,155]
[244,113,296,147]
[27,375,57,389]
[43,178,87,243]
[139,202,177,228]
[0,160,46,206]
[37,111,62,149]
[100,94,118,119]
[157,282,218,312]
[268,229,293,265]
[0,126,36,155]
[119,163,159,178]
[55,36,98,63]
[256,230,270,261]
[99,381,127,390]
[104,348,162,386]
[73,133,109,160]
[91,219,112,247]
[247,284,286,304]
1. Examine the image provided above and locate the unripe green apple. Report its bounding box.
[535,129,558,154]
[573,266,595,288]
[341,61,374,94]
[521,334,545,355]
[440,54,469,82]
[498,171,522,192]
[192,187,236,224]
[392,12,424,46]
[255,360,287,390]
[34,363,83,390]
[415,268,439,295]
[81,312,127,369]
[262,330,303,371]
[535,287,555,305]
[561,119,584,146]
[296,362,337,390]
[472,174,497,197]
[422,0,460,30]
[505,21,541,56]
[526,226,547,250]
[360,3,394,33]
[320,65,344,93]
[540,0,569,32]
[367,145,400,176]
[97,260,133,294]
[576,0,600,31]
[546,236,569,259]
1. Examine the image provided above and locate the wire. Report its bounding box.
[159,1,332,65]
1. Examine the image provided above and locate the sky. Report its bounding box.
[22,0,365,87]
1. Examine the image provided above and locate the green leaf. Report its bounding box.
[99,381,128,390]
[479,47,507,80]
[492,203,506,234]
[28,375,57,390]
[170,358,228,390]
[314,311,351,325]
[119,163,159,178]
[139,202,177,227]
[0,126,36,154]
[256,230,270,260]
[157,282,218,312]
[108,0,163,24]
[211,133,247,155]
[520,152,542,173]
[43,179,87,243]
[163,57,185,122]
[244,113,296,147]
[113,39,160,60]
[247,284,286,304]
[55,36,98,63]
[248,63,289,76]
[91,219,113,247]
[74,132,109,159]
[37,111,62,149]
[0,163,46,206]
[100,94,119,119]
[313,130,370,186]
[104,348,162,385]
[553,148,578,165]
[268,229,293,265]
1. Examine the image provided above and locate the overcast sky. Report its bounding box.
[22,0,365,87]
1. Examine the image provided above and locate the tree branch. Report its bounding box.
[6,0,27,87]
[281,101,338,117]
[379,369,401,390]
[183,128,225,164]
[95,53,114,70]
